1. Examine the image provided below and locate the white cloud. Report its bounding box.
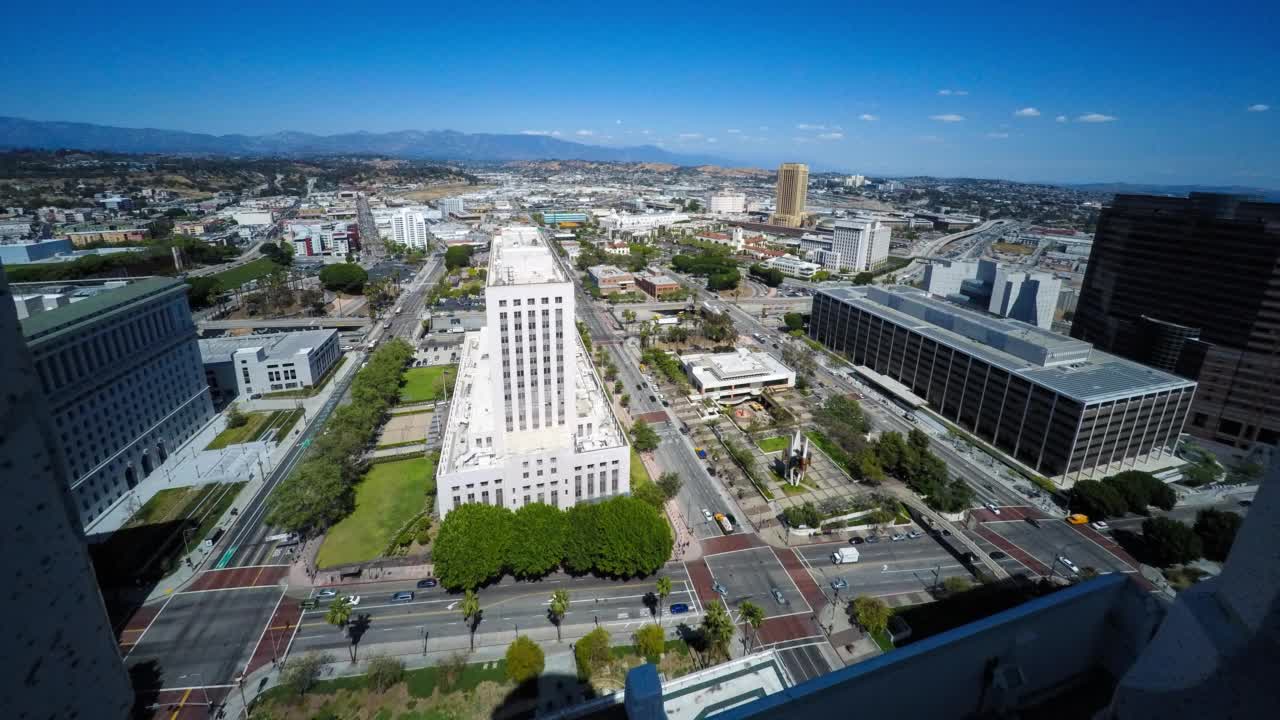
[616,119,623,124]
[930,114,965,122]
[986,132,1010,139]
[520,130,561,136]
[918,134,944,143]
[796,123,826,130]
[677,133,703,140]
[1014,107,1041,117]
[817,132,844,140]
[575,129,594,137]
[1077,112,1116,123]
[938,89,969,96]
[1055,115,1068,123]
[707,138,719,143]
[1247,104,1270,112]
[859,113,879,121]
[727,128,741,134]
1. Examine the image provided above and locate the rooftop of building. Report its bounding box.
[18,276,186,342]
[587,265,633,280]
[634,270,677,284]
[681,348,795,385]
[439,327,625,475]
[488,227,566,287]
[197,329,337,363]
[819,285,1195,403]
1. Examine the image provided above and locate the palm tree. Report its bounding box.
[461,589,481,652]
[549,589,570,642]
[325,597,352,630]
[655,577,672,622]
[700,600,735,661]
[738,601,765,652]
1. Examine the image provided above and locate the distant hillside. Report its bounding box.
[1068,182,1280,202]
[0,116,729,166]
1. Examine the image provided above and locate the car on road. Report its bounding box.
[1057,556,1080,574]
[391,591,415,602]
[907,530,923,539]
[989,551,1008,560]
[636,383,643,390]
[770,587,787,605]
[416,578,438,589]
[649,395,657,403]
[316,589,337,598]
[831,578,849,591]
[343,595,361,606]
[669,603,690,614]
[1090,521,1109,531]
[985,502,1001,515]
[702,508,713,522]
[712,582,728,596]
[891,533,906,542]
[1066,514,1089,525]
[865,535,881,544]
[1025,517,1041,528]
[849,536,864,545]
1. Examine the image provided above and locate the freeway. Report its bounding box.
[288,565,702,655]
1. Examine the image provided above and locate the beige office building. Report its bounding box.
[770,163,809,227]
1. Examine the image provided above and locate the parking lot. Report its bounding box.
[704,547,812,619]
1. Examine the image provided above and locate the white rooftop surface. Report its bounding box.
[489,226,567,286]
[440,327,624,474]
[198,329,336,363]
[683,348,794,385]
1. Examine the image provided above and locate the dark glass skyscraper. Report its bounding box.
[1072,193,1280,452]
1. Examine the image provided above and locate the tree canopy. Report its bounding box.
[749,263,785,287]
[504,636,545,684]
[1070,479,1128,520]
[433,503,514,590]
[319,262,369,293]
[563,497,673,577]
[1193,508,1242,562]
[631,419,660,452]
[1142,517,1203,567]
[852,595,892,636]
[445,245,473,270]
[783,313,806,331]
[575,627,611,680]
[508,503,567,579]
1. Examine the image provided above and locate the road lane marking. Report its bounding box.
[168,688,192,720]
[241,589,287,677]
[123,594,174,659]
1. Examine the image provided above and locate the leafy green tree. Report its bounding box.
[699,310,736,341]
[632,480,667,510]
[548,589,570,642]
[461,589,481,652]
[631,419,660,452]
[783,502,821,528]
[319,262,369,293]
[738,601,765,651]
[325,596,352,629]
[575,627,612,680]
[783,313,806,331]
[1142,517,1203,567]
[434,503,514,590]
[1070,479,1128,520]
[366,655,405,691]
[225,403,248,428]
[1194,508,1243,561]
[657,472,683,500]
[508,503,566,579]
[563,497,673,577]
[700,600,735,660]
[655,577,672,622]
[505,636,545,683]
[280,652,333,698]
[851,595,892,636]
[186,276,223,309]
[926,477,975,513]
[445,245,473,270]
[634,623,666,661]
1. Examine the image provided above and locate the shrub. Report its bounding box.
[366,655,405,691]
[575,627,612,680]
[634,624,666,662]
[505,635,545,684]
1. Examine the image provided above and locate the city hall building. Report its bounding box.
[810,286,1196,484]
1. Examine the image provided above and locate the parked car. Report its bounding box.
[669,603,690,614]
[865,535,881,544]
[391,591,415,602]
[907,530,922,539]
[416,578,438,588]
[891,533,907,542]
[316,589,337,598]
[849,536,864,545]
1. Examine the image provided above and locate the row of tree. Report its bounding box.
[671,251,740,291]
[265,339,414,533]
[1141,509,1243,567]
[1069,470,1177,520]
[433,497,674,590]
[748,263,785,287]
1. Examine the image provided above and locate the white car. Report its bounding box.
[1090,521,1109,531]
[1057,556,1080,574]
[985,502,1001,515]
[316,589,337,598]
[702,508,713,522]
[343,595,362,606]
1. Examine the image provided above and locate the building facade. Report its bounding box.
[681,349,796,401]
[635,271,680,297]
[199,329,341,406]
[437,226,630,516]
[0,268,134,720]
[810,286,1195,483]
[831,218,892,272]
[65,228,148,246]
[765,255,822,280]
[770,163,809,227]
[439,197,465,216]
[389,208,430,250]
[586,265,635,294]
[19,277,215,527]
[925,259,1062,329]
[0,238,73,264]
[600,211,690,234]
[1073,193,1280,454]
[707,191,746,215]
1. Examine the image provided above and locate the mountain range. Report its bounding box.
[0,116,729,165]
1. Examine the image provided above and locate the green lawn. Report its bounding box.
[316,455,437,568]
[399,365,457,403]
[272,408,305,440]
[630,448,653,487]
[756,435,790,453]
[254,657,508,710]
[210,257,279,289]
[871,627,895,651]
[206,412,273,450]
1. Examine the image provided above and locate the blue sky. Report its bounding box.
[2,0,1277,185]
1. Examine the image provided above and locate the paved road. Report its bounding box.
[984,518,1134,580]
[704,546,810,617]
[794,536,975,598]
[289,566,701,655]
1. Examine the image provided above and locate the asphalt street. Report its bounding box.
[794,536,975,598]
[988,520,1133,579]
[126,587,284,687]
[289,566,701,655]
[704,547,810,618]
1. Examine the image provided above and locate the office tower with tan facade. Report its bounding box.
[770,163,809,227]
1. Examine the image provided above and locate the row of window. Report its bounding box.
[498,297,563,307]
